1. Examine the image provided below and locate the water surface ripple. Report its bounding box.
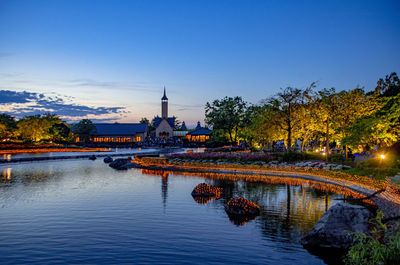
[0,159,344,264]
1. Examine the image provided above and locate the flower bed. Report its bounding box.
[167,152,276,163]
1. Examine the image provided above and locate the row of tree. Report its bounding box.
[205,72,400,155]
[0,113,71,143]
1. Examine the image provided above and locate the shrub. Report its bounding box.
[345,211,400,265]
[329,153,345,163]
[272,152,322,162]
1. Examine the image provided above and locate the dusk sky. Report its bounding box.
[0,0,399,127]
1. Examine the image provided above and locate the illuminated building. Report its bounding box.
[185,121,211,142]
[75,123,148,143]
[154,87,189,138]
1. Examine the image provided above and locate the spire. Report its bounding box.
[161,86,168,100]
[196,121,202,130]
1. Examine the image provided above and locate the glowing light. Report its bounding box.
[380,154,385,159]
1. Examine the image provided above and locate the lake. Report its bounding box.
[0,158,348,264]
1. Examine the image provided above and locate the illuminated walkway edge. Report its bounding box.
[133,158,400,217]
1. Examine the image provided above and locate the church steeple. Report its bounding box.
[161,86,168,100]
[161,87,168,118]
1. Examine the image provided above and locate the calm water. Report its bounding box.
[0,159,345,264]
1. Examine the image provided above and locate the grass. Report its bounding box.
[343,153,400,180]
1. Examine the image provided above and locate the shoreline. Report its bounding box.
[130,159,400,217]
[0,147,109,155]
[0,148,183,164]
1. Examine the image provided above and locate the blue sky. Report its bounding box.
[0,0,399,126]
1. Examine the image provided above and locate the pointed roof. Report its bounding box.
[181,121,187,130]
[195,121,202,130]
[161,87,168,100]
[153,117,175,129]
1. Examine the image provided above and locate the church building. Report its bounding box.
[153,88,176,138]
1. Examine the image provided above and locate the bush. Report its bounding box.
[345,211,400,265]
[272,152,322,162]
[249,146,259,152]
[328,153,345,163]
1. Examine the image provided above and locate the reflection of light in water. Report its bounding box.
[3,154,12,161]
[2,168,12,180]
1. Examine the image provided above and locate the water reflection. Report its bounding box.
[227,212,258,226]
[141,169,372,241]
[0,162,373,264]
[192,196,218,204]
[2,168,11,183]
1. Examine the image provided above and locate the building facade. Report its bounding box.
[154,88,176,138]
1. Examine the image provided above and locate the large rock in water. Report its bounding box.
[109,158,131,170]
[191,183,222,197]
[225,197,260,216]
[301,203,372,249]
[103,156,113,163]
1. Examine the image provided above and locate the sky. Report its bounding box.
[0,0,399,127]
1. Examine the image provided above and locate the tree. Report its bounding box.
[316,88,339,159]
[374,72,400,97]
[0,114,17,140]
[49,123,71,143]
[140,117,150,125]
[344,73,400,150]
[334,88,374,159]
[250,104,284,150]
[265,86,313,151]
[205,96,247,144]
[73,119,97,143]
[17,114,62,142]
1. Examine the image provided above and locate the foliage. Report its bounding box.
[16,114,63,142]
[345,210,400,265]
[272,152,323,162]
[73,119,97,143]
[205,146,245,153]
[204,72,399,158]
[205,96,247,143]
[344,153,400,179]
[265,85,314,150]
[205,129,230,147]
[168,152,275,163]
[49,123,71,143]
[0,114,17,139]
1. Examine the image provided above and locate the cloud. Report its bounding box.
[68,78,117,88]
[0,90,127,121]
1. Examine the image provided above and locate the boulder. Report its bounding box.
[191,183,222,197]
[88,155,96,160]
[301,203,372,249]
[109,158,131,169]
[225,197,260,216]
[103,156,113,163]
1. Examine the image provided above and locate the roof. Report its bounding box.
[181,121,187,130]
[92,123,147,136]
[153,117,175,129]
[187,127,212,136]
[161,87,168,100]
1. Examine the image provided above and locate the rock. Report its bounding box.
[191,183,222,197]
[109,158,131,169]
[103,156,113,163]
[89,155,96,160]
[225,197,260,216]
[301,203,372,249]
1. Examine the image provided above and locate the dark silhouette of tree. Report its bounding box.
[73,119,97,143]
